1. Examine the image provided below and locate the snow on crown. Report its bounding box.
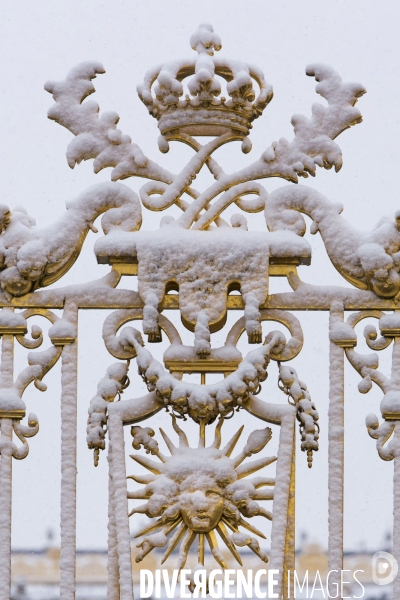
[137,23,273,140]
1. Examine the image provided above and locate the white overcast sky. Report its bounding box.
[1,0,400,552]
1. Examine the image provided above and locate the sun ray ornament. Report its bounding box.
[128,417,275,570]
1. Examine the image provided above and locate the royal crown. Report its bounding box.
[137,23,273,144]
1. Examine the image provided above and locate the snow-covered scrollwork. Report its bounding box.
[365,417,400,461]
[266,186,400,298]
[0,20,378,600]
[0,414,40,460]
[41,23,367,364]
[0,309,68,414]
[0,182,141,297]
[46,24,364,195]
[91,308,317,469]
[127,327,285,423]
[128,417,274,569]
[332,310,400,459]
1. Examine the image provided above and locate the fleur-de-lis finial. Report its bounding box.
[190,23,222,55]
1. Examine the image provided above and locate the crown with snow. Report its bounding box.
[137,23,273,139]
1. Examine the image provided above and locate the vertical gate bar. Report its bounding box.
[0,417,14,600]
[328,303,344,597]
[107,446,120,600]
[391,336,400,596]
[60,302,78,600]
[394,452,400,597]
[283,425,296,600]
[270,410,296,599]
[0,332,14,386]
[108,412,134,600]
[0,330,15,599]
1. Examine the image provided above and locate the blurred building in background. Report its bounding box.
[11,530,393,600]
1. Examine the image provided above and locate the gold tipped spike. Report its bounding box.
[221,517,238,533]
[251,477,275,489]
[236,456,277,479]
[171,415,189,447]
[130,454,162,474]
[136,542,157,562]
[237,517,267,540]
[127,473,155,485]
[222,425,244,457]
[134,518,164,539]
[128,503,148,517]
[164,518,180,536]
[254,490,274,501]
[127,489,148,500]
[159,428,176,454]
[221,517,268,559]
[216,522,243,566]
[198,419,206,448]
[222,515,267,541]
[206,530,227,569]
[246,541,268,562]
[255,507,273,521]
[198,533,205,565]
[161,522,187,564]
[133,517,179,540]
[155,451,167,463]
[177,529,197,570]
[212,417,224,449]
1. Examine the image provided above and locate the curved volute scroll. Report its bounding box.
[266,185,400,298]
[225,309,304,362]
[0,182,141,298]
[332,310,400,460]
[8,414,40,461]
[0,306,76,473]
[102,309,183,360]
[86,310,183,465]
[0,308,68,417]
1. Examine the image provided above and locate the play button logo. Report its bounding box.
[372,551,398,585]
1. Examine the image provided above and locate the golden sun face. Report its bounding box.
[127,416,277,570]
[180,480,224,533]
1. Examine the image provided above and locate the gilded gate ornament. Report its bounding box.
[128,418,274,569]
[4,16,400,600]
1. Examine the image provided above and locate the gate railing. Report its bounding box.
[1,21,398,600]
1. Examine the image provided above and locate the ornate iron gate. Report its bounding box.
[0,22,398,600]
